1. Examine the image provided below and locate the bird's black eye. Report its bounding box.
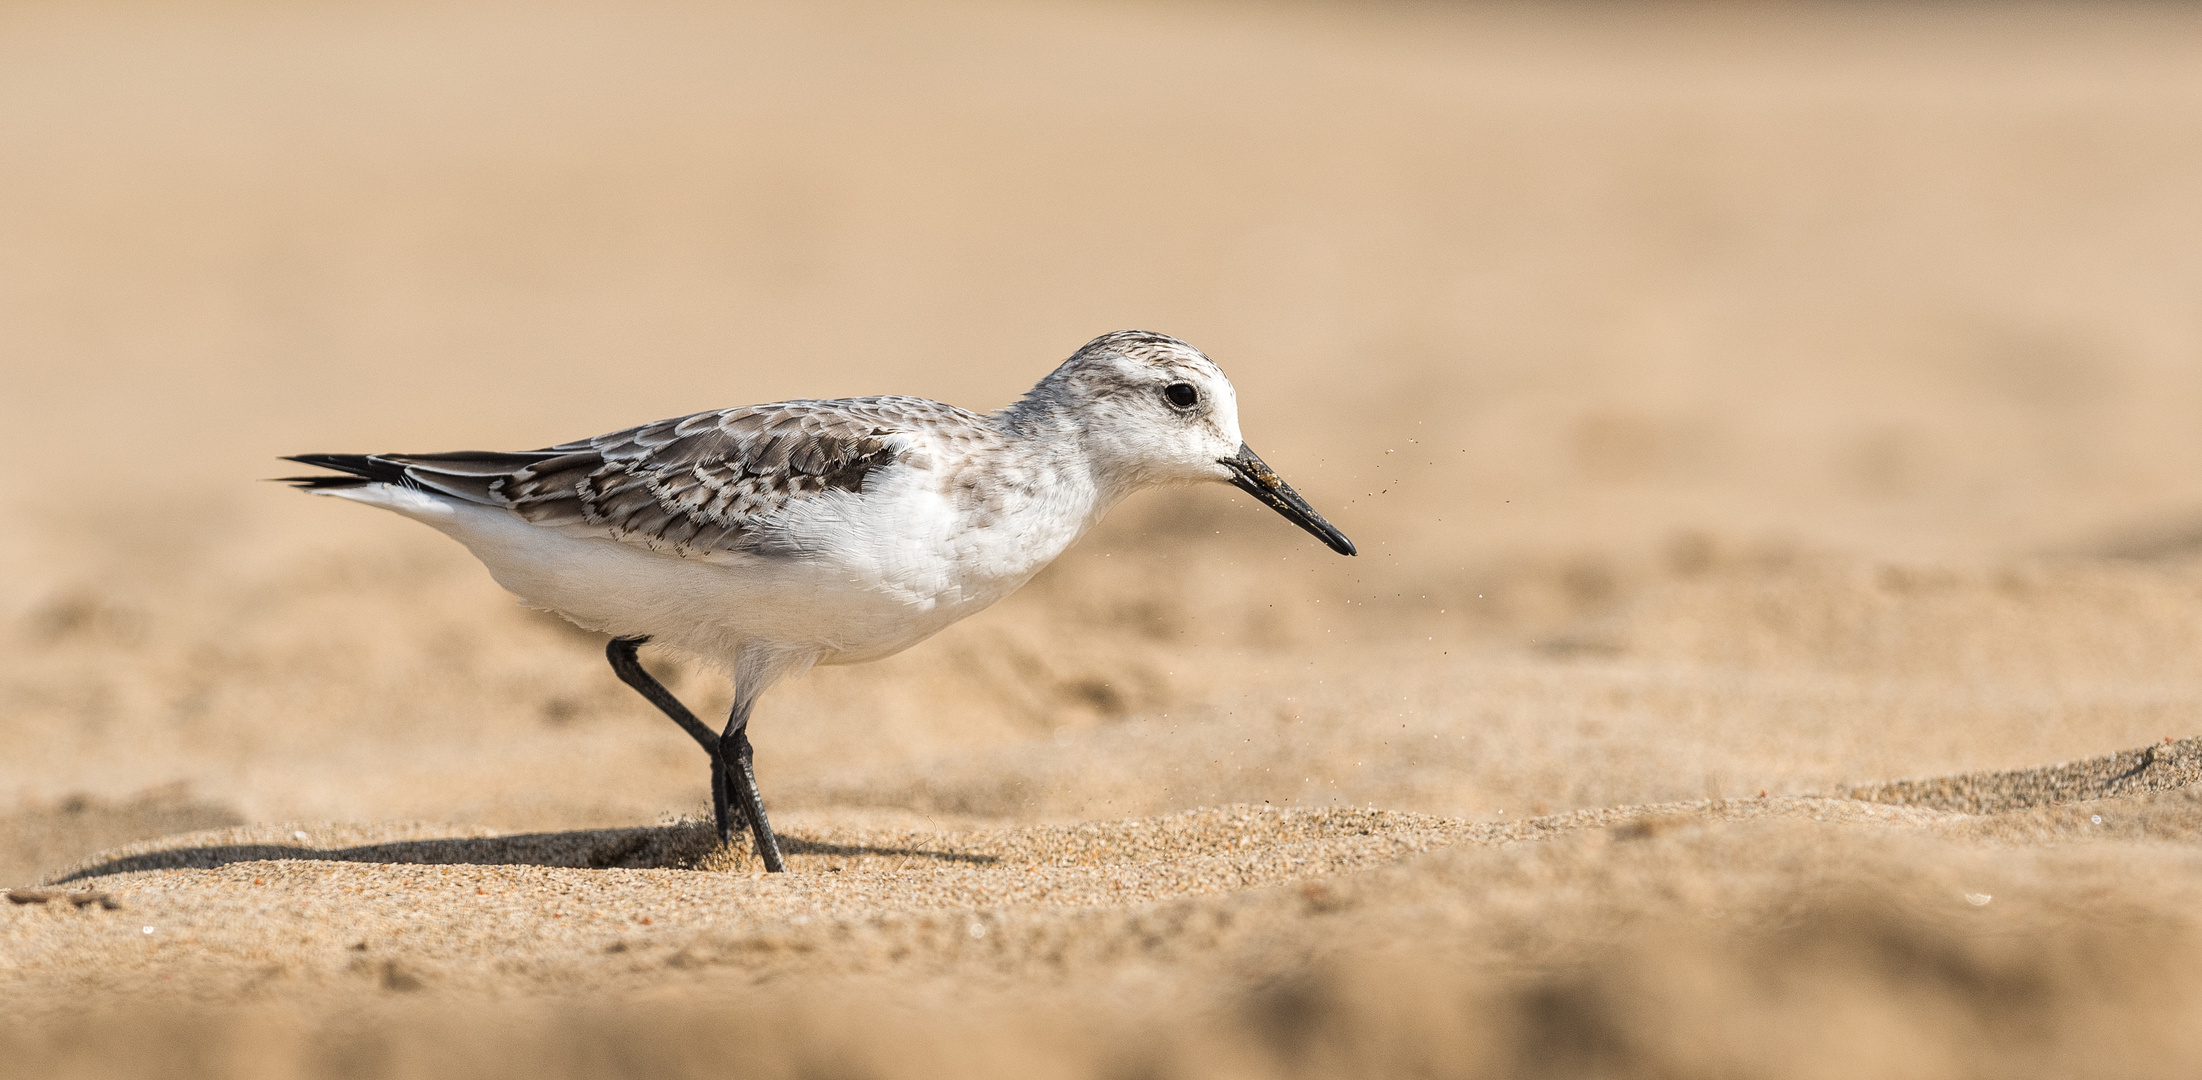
[1163,382,1199,409]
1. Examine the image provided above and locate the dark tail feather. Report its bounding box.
[274,453,414,490]
[271,474,375,490]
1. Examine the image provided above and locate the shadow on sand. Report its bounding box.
[54,822,996,884]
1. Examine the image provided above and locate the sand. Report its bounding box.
[8,0,2202,1075]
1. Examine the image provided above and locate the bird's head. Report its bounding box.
[1016,330,1356,556]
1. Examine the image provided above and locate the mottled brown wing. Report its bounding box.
[349,397,982,556]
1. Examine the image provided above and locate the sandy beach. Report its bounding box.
[8,0,2202,1074]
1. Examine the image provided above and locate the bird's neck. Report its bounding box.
[989,385,1142,531]
[995,371,1075,441]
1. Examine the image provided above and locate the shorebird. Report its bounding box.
[281,330,1354,871]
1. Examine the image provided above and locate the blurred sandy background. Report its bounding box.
[7,0,2202,1075]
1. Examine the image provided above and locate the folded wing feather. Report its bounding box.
[287,397,992,557]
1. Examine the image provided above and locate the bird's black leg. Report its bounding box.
[710,761,735,845]
[605,636,743,847]
[720,703,786,873]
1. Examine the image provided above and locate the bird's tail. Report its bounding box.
[271,453,414,490]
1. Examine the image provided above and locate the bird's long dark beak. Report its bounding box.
[1221,443,1356,556]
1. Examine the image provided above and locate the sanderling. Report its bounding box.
[281,330,1354,871]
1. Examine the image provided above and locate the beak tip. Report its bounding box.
[1224,445,1356,557]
